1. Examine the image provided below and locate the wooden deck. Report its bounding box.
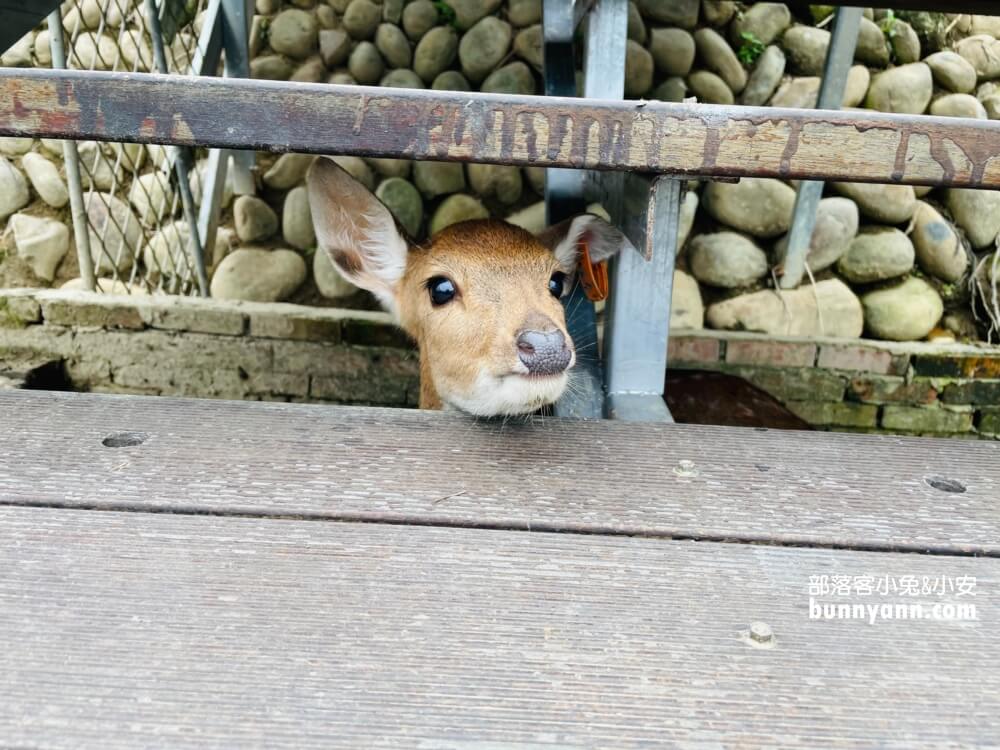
[1,389,998,747]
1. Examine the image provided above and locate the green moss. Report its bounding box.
[737,32,765,66]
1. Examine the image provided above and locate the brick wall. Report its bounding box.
[4,288,1000,439]
[669,331,1000,439]
[0,289,420,407]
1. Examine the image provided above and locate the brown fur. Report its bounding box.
[395,220,571,410]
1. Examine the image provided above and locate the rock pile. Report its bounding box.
[2,2,1000,342]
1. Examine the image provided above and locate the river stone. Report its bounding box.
[327,71,357,85]
[638,0,698,28]
[781,25,829,76]
[450,0,504,29]
[861,277,943,341]
[924,51,977,94]
[375,23,411,68]
[706,278,863,337]
[890,20,921,64]
[703,177,795,238]
[930,93,988,119]
[87,193,141,274]
[842,65,870,107]
[730,2,791,46]
[76,141,119,191]
[414,161,466,198]
[627,2,647,44]
[773,196,859,273]
[210,248,307,302]
[460,17,512,82]
[467,163,523,205]
[770,76,819,108]
[433,70,472,90]
[430,194,489,235]
[504,201,544,234]
[649,28,695,77]
[10,214,70,282]
[379,69,422,87]
[320,29,351,67]
[348,41,385,84]
[702,0,735,28]
[316,5,338,28]
[281,186,316,251]
[414,26,458,82]
[513,25,543,71]
[0,137,33,156]
[120,33,153,71]
[947,189,1000,249]
[855,17,890,67]
[911,201,968,283]
[671,269,703,329]
[20,152,68,209]
[129,173,174,226]
[678,190,698,249]
[144,221,231,280]
[313,249,360,299]
[263,153,316,190]
[837,227,915,283]
[625,40,654,97]
[956,34,1000,80]
[402,0,438,40]
[481,61,535,94]
[523,167,545,195]
[694,28,746,94]
[269,9,317,58]
[865,63,934,115]
[343,0,381,39]
[329,156,375,190]
[506,0,540,26]
[687,70,733,105]
[832,182,916,224]
[251,54,294,80]
[0,157,29,220]
[376,177,423,237]
[234,195,279,242]
[291,56,326,83]
[70,33,117,70]
[369,158,412,178]
[969,14,1000,37]
[741,45,785,106]
[688,232,768,288]
[651,76,688,102]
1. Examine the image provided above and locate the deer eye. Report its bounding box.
[548,271,566,299]
[427,276,457,306]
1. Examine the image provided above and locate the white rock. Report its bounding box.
[282,186,316,250]
[86,192,143,274]
[0,32,33,66]
[671,269,703,329]
[71,33,119,71]
[10,214,70,282]
[210,248,307,302]
[129,172,175,226]
[314,249,360,299]
[78,141,119,190]
[21,152,69,208]
[0,156,30,220]
[0,137,34,156]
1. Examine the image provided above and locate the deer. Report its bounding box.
[307,156,634,418]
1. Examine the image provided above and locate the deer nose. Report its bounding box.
[516,328,572,375]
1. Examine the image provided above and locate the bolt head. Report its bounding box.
[749,621,773,643]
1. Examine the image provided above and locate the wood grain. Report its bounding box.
[2,390,999,554]
[0,505,996,749]
[1,70,1000,188]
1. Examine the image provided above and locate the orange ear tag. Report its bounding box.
[578,240,609,302]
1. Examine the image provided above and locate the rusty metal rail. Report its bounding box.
[2,69,999,189]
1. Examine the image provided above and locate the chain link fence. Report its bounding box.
[50,0,217,295]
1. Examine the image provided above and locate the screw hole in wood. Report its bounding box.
[924,475,966,494]
[102,431,150,448]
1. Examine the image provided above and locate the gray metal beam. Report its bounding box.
[780,7,863,290]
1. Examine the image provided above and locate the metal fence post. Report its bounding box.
[47,8,96,292]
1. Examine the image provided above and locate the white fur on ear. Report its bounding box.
[552,214,634,272]
[307,156,409,315]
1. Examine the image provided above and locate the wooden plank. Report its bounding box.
[2,390,1000,554]
[1,505,996,748]
[1,70,1000,188]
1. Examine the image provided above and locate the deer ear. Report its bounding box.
[307,156,409,314]
[542,214,634,274]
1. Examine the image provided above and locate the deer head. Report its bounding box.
[307,156,632,417]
